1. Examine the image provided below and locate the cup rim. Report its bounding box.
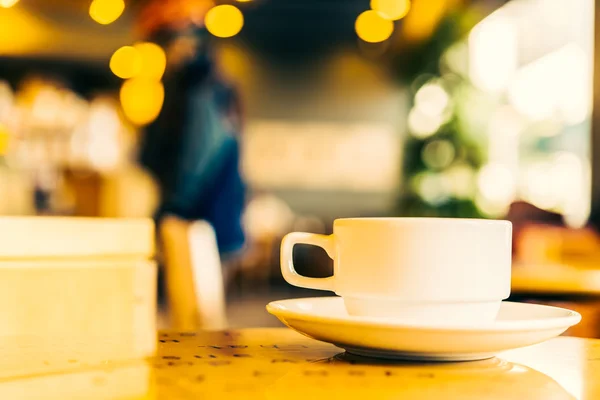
[334,217,511,227]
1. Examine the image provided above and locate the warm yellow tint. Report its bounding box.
[205,5,244,38]
[0,217,155,381]
[0,0,19,8]
[237,0,252,2]
[89,0,125,25]
[110,46,142,79]
[0,125,8,155]
[0,328,597,398]
[513,261,600,296]
[120,78,164,125]
[402,0,448,42]
[161,217,227,331]
[0,8,48,55]
[0,362,153,399]
[355,10,394,43]
[134,42,167,80]
[138,329,594,399]
[371,0,411,20]
[217,44,254,93]
[0,260,156,380]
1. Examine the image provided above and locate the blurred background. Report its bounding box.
[1,0,599,335]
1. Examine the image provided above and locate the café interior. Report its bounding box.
[1,0,600,398]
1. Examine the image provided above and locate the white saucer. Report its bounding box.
[266,297,581,361]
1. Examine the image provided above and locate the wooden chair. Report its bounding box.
[160,216,227,330]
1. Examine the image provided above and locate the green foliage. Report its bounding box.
[394,8,487,218]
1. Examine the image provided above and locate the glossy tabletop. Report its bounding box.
[2,328,600,399]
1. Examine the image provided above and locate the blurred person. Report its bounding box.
[138,22,246,265]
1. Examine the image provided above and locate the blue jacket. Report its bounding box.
[140,72,246,255]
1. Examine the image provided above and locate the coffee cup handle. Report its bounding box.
[280,232,335,291]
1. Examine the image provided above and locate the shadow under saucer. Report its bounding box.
[262,352,575,400]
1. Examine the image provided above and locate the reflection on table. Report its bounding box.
[1,328,599,399]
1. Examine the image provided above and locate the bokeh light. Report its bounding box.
[30,87,63,127]
[408,107,443,139]
[519,152,588,225]
[477,163,516,210]
[414,82,449,116]
[85,98,122,170]
[415,172,450,205]
[401,0,446,42]
[355,10,394,43]
[421,139,455,170]
[0,0,19,8]
[445,164,475,199]
[0,123,9,154]
[134,42,167,80]
[371,0,410,21]
[475,193,506,217]
[508,44,589,123]
[110,46,142,79]
[475,163,515,217]
[469,13,517,92]
[0,81,14,121]
[243,194,294,240]
[120,78,164,126]
[89,0,125,25]
[205,5,244,38]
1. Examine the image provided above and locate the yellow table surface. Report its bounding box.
[2,328,599,399]
[512,263,600,296]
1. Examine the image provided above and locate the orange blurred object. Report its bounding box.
[516,224,600,266]
[136,0,215,37]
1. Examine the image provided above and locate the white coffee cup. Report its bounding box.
[281,218,512,323]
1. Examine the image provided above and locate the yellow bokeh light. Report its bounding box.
[110,46,142,79]
[0,7,47,55]
[89,0,125,25]
[371,0,410,21]
[0,124,9,155]
[120,78,164,126]
[236,0,252,2]
[355,10,394,43]
[402,0,446,42]
[0,0,19,8]
[205,5,244,38]
[134,42,167,80]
